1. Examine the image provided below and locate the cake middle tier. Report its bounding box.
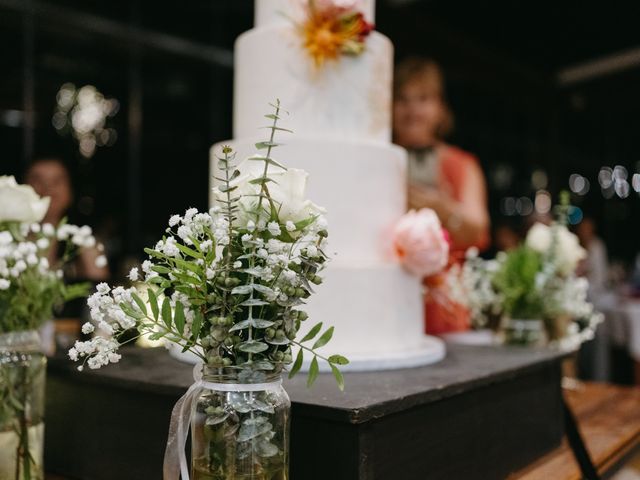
[210,136,408,266]
[233,27,393,143]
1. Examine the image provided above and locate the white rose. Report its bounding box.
[525,223,552,252]
[214,161,325,226]
[526,222,586,275]
[0,176,50,223]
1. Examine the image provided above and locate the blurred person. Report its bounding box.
[393,57,490,255]
[23,157,109,353]
[25,157,109,282]
[575,217,608,300]
[393,58,490,335]
[493,221,521,252]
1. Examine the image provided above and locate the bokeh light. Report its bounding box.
[53,83,119,158]
[569,173,590,195]
[534,190,552,214]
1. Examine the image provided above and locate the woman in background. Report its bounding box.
[393,57,490,334]
[24,157,109,352]
[25,157,108,282]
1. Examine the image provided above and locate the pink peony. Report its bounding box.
[393,209,449,278]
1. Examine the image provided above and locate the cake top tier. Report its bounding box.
[255,0,375,27]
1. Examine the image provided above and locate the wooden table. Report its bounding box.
[511,382,640,479]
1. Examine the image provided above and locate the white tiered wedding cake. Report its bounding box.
[210,0,445,370]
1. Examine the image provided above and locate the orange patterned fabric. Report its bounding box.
[438,144,490,255]
[424,144,487,335]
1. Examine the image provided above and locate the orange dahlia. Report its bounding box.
[301,1,374,66]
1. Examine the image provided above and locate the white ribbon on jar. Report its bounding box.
[163,363,282,480]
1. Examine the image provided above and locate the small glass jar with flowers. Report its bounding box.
[451,195,602,349]
[0,176,99,480]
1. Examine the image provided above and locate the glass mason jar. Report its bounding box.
[544,314,573,342]
[0,330,47,480]
[191,367,290,480]
[503,318,548,346]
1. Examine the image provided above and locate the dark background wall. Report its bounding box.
[1,0,639,273]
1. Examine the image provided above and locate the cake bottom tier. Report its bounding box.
[299,263,446,371]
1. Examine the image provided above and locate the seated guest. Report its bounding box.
[393,57,490,334]
[575,217,609,303]
[25,157,109,351]
[25,157,109,282]
[493,220,521,252]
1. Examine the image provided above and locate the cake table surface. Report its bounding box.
[46,342,567,480]
[49,342,564,422]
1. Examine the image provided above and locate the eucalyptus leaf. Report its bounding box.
[265,336,290,346]
[249,177,277,185]
[191,311,203,338]
[262,126,293,133]
[173,258,201,274]
[120,302,145,320]
[256,439,279,457]
[131,292,148,316]
[176,243,201,259]
[328,354,349,366]
[331,364,345,391]
[161,297,172,329]
[147,288,159,321]
[251,360,275,371]
[205,412,230,426]
[307,356,319,388]
[229,393,252,413]
[229,319,252,332]
[253,399,275,414]
[312,326,334,349]
[174,302,186,335]
[252,284,275,297]
[255,141,281,150]
[288,349,304,379]
[231,285,253,295]
[144,247,168,260]
[300,322,322,343]
[237,420,271,442]
[239,299,269,307]
[151,265,171,274]
[251,319,275,329]
[247,155,287,171]
[238,340,269,354]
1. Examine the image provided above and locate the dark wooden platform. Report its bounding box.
[44,343,566,480]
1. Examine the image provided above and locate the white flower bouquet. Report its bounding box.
[451,199,602,349]
[69,103,346,384]
[0,175,102,332]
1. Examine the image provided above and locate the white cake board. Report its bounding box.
[167,335,447,372]
[440,329,499,347]
[167,343,202,364]
[301,334,446,372]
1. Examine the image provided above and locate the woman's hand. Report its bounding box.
[408,164,489,251]
[408,183,449,211]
